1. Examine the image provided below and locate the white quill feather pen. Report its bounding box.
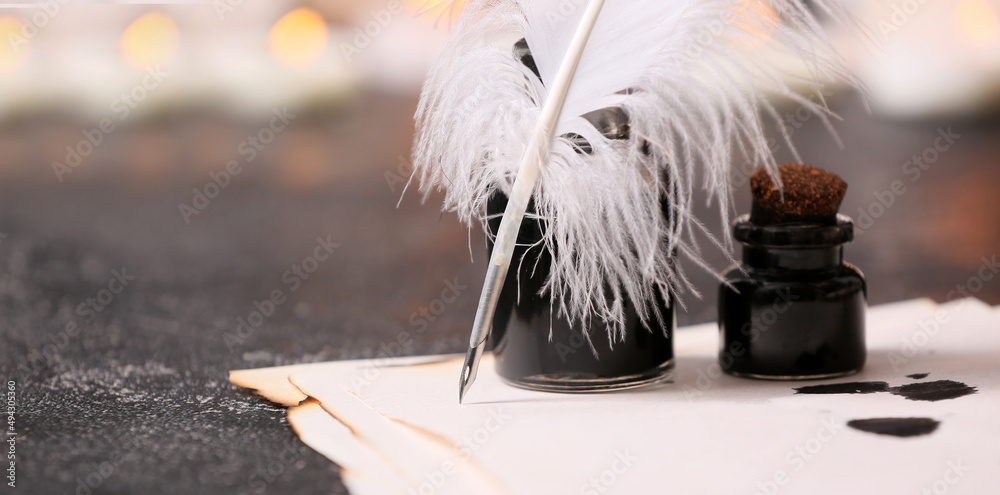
[410,0,855,400]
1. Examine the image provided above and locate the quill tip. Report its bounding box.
[459,341,486,404]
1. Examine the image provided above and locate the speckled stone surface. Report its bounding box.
[1,93,999,494]
[0,179,484,494]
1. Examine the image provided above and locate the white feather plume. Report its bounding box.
[412,0,854,342]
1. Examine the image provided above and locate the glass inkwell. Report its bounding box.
[486,40,675,392]
[718,164,867,380]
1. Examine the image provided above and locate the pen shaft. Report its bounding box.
[459,0,606,402]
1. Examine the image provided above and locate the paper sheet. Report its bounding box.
[231,299,1000,494]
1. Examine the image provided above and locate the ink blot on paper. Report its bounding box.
[847,417,940,438]
[794,379,976,402]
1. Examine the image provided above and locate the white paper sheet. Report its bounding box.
[231,299,1000,494]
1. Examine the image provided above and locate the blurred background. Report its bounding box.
[1,0,999,494]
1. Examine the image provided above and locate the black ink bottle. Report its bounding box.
[484,39,674,392]
[718,164,867,379]
[487,192,674,392]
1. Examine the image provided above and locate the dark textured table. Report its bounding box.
[2,92,999,494]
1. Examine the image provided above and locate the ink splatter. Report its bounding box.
[906,373,929,380]
[847,418,940,438]
[891,380,977,402]
[794,381,890,395]
[794,379,977,402]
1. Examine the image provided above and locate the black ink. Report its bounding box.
[847,417,940,438]
[891,380,977,402]
[794,381,890,395]
[487,193,674,392]
[794,379,978,402]
[906,373,929,380]
[719,214,866,380]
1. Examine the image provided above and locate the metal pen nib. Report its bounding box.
[458,253,507,404]
[459,339,487,403]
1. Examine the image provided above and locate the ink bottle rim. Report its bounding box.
[732,213,854,248]
[732,214,856,273]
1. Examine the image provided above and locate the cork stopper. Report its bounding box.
[750,163,847,225]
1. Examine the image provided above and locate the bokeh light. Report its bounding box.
[731,0,780,45]
[269,8,328,67]
[954,0,1000,46]
[0,16,30,74]
[121,12,180,69]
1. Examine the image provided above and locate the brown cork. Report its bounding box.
[749,163,847,225]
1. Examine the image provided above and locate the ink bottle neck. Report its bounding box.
[742,245,844,271]
[732,214,854,273]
